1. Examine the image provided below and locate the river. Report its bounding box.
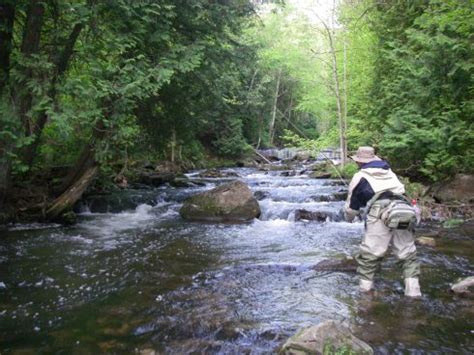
[0,167,473,353]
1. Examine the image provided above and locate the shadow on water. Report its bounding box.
[0,168,473,353]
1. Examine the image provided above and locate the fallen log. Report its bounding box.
[46,165,98,220]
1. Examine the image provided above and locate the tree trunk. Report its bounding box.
[0,1,15,95]
[269,69,281,145]
[13,0,45,136]
[0,159,11,210]
[343,35,348,162]
[170,128,176,163]
[46,165,98,220]
[0,1,15,208]
[24,22,84,167]
[49,119,106,218]
[326,26,347,166]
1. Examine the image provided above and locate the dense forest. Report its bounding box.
[0,0,472,223]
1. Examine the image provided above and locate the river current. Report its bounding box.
[1,167,473,353]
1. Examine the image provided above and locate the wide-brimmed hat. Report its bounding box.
[350,146,381,163]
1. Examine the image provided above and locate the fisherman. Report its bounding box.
[343,146,421,297]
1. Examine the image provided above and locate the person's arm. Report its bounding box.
[343,173,362,222]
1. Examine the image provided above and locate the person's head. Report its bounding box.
[350,146,381,168]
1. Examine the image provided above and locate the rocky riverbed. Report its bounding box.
[0,167,472,353]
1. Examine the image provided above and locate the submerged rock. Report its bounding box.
[416,236,436,247]
[295,209,342,222]
[310,191,347,202]
[323,180,348,187]
[333,191,348,201]
[312,258,357,272]
[180,180,261,222]
[254,190,270,201]
[198,169,239,178]
[451,276,474,295]
[280,320,373,354]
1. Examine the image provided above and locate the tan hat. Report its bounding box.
[350,146,381,163]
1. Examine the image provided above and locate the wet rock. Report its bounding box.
[236,159,258,168]
[180,180,261,222]
[141,161,155,170]
[198,169,239,178]
[295,151,311,161]
[416,236,436,247]
[77,190,157,213]
[259,164,293,171]
[281,320,373,354]
[310,195,333,202]
[432,174,474,203]
[155,161,183,174]
[309,171,332,179]
[280,171,297,177]
[169,177,205,188]
[333,191,348,201]
[139,172,176,186]
[310,191,347,202]
[312,258,357,272]
[306,161,330,171]
[451,276,474,295]
[54,210,76,225]
[295,209,342,222]
[323,180,348,187]
[254,191,270,201]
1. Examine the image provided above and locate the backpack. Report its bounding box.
[363,189,416,230]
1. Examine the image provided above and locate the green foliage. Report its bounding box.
[443,218,464,229]
[323,342,356,355]
[338,162,358,179]
[360,0,473,181]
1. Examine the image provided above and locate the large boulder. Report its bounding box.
[432,174,474,203]
[180,180,261,222]
[280,320,373,354]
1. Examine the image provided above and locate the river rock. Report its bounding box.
[312,258,357,272]
[310,191,347,202]
[295,209,342,222]
[169,177,205,188]
[310,195,333,202]
[198,169,239,178]
[451,276,474,295]
[139,172,176,186]
[180,180,261,222]
[416,236,436,247]
[432,174,474,203]
[333,191,348,201]
[309,171,332,179]
[323,180,348,187]
[280,320,373,355]
[254,190,270,201]
[294,151,311,161]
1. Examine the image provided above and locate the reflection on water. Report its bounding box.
[0,168,473,353]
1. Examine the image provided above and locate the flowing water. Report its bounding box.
[0,167,473,353]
